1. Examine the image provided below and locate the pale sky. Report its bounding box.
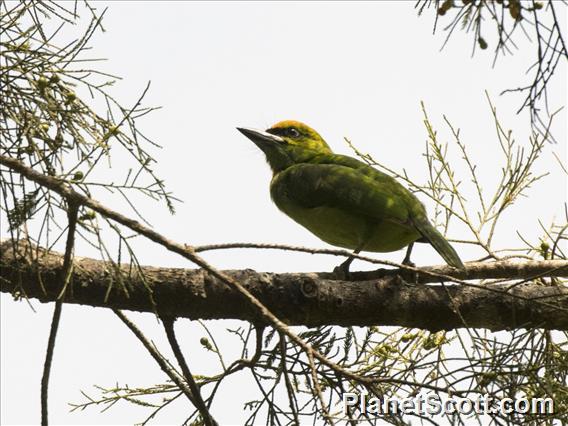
[1,2,566,425]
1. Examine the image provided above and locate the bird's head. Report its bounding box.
[237,120,332,172]
[264,120,332,152]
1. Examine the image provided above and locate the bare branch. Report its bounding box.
[41,200,78,426]
[2,240,567,331]
[161,318,217,426]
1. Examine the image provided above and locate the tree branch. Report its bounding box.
[2,240,567,331]
[41,201,78,426]
[161,317,217,426]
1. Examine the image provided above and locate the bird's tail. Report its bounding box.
[413,216,465,270]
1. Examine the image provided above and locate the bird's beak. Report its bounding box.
[237,127,285,146]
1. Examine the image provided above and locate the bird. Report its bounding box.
[237,120,465,276]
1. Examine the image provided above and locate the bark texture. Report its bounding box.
[2,240,567,331]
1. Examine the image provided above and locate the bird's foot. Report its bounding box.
[332,258,353,280]
[400,258,420,285]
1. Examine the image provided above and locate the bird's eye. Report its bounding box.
[288,127,300,138]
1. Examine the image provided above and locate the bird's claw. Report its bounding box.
[332,265,349,280]
[401,259,419,285]
[333,259,352,280]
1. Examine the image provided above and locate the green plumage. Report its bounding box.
[238,120,465,270]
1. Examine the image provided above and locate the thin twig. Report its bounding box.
[41,200,78,426]
[112,310,195,403]
[161,317,217,426]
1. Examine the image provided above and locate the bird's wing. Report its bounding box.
[312,152,422,202]
[271,163,411,224]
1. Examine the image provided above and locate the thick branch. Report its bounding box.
[2,241,567,331]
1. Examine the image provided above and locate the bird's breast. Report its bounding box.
[270,175,419,252]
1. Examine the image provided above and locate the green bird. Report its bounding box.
[237,120,465,274]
